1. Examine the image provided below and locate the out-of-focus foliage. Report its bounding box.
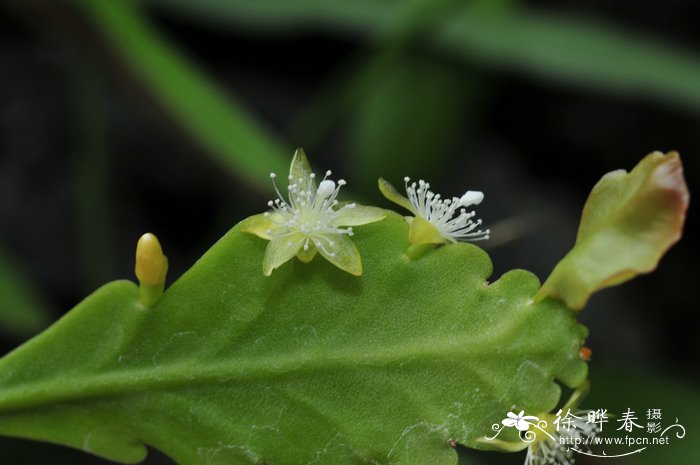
[538,152,689,309]
[0,246,50,337]
[350,57,472,191]
[74,0,289,187]
[65,0,700,189]
[146,0,700,112]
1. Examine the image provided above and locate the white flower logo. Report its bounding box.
[503,410,540,432]
[481,383,601,465]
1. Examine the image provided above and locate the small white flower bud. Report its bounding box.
[317,180,336,198]
[460,190,484,207]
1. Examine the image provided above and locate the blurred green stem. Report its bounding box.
[71,58,114,291]
[73,0,289,188]
[0,246,50,338]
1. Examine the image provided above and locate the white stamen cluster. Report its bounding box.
[264,170,355,257]
[404,177,490,241]
[525,413,600,465]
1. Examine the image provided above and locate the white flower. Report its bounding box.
[243,149,385,276]
[265,170,354,251]
[525,410,600,465]
[378,176,489,245]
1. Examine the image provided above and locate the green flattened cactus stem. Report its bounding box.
[135,233,168,307]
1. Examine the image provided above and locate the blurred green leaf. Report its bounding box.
[287,0,467,150]
[145,0,392,33]
[0,247,50,337]
[147,0,700,112]
[74,0,288,187]
[351,57,473,191]
[438,9,700,111]
[0,214,587,464]
[537,152,688,309]
[284,0,481,184]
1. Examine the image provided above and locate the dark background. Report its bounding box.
[0,1,697,464]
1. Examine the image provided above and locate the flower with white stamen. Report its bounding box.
[243,149,385,276]
[264,170,356,257]
[378,176,489,245]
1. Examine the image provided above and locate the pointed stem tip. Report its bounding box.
[135,233,168,307]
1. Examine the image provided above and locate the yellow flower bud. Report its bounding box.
[135,233,168,306]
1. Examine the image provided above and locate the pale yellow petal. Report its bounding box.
[296,243,318,263]
[409,216,447,245]
[240,213,279,240]
[290,148,315,191]
[315,234,362,276]
[263,233,305,276]
[378,178,416,214]
[334,205,386,227]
